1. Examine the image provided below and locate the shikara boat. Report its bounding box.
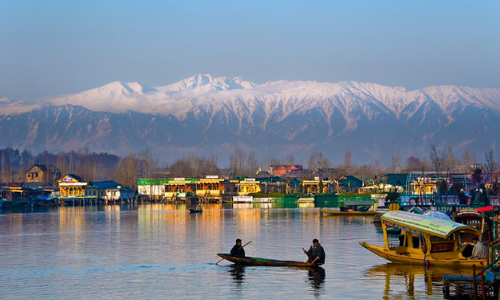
[359,211,488,268]
[321,200,376,216]
[217,253,317,267]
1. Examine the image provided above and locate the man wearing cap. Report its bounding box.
[303,239,325,265]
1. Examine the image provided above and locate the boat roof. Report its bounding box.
[381,211,480,239]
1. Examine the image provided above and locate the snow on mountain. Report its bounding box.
[1,75,499,164]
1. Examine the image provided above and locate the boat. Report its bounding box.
[217,253,318,267]
[321,209,376,216]
[321,200,376,216]
[296,197,315,203]
[359,211,488,268]
[451,208,493,243]
[35,196,58,206]
[189,208,203,213]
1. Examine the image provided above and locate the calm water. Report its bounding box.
[0,204,467,299]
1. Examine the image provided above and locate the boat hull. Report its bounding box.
[217,253,317,267]
[320,209,376,216]
[359,242,487,268]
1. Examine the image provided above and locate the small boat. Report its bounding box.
[321,200,376,216]
[360,211,487,268]
[217,253,318,267]
[35,196,58,206]
[321,209,376,216]
[296,197,315,203]
[189,208,203,214]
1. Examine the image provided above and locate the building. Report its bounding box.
[86,180,133,202]
[195,177,225,199]
[137,178,169,199]
[338,175,363,192]
[58,174,87,197]
[302,180,329,194]
[164,178,196,200]
[268,165,303,177]
[236,179,261,195]
[25,164,61,186]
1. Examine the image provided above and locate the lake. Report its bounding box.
[0,204,466,299]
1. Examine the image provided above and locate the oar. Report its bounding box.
[216,241,252,265]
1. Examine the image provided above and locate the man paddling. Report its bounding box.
[230,239,246,258]
[303,238,325,265]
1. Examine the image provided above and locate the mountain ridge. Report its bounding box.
[0,75,499,164]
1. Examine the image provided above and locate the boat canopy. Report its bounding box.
[381,211,480,239]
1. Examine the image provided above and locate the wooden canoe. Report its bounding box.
[217,253,318,267]
[320,209,376,216]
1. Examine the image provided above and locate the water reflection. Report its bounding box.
[0,204,466,298]
[308,266,326,290]
[366,263,470,298]
[229,265,246,285]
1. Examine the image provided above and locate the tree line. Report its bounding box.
[0,144,498,188]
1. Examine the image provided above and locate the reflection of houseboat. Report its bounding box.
[360,211,486,268]
[367,263,469,298]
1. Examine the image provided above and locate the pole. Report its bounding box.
[473,264,477,300]
[481,271,485,300]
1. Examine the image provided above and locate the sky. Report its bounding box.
[0,0,499,100]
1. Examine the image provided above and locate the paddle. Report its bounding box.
[216,241,252,265]
[302,247,319,264]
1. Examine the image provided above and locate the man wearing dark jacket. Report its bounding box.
[230,239,246,258]
[303,238,325,265]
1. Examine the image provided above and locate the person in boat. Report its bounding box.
[470,237,489,259]
[303,238,325,265]
[230,239,246,258]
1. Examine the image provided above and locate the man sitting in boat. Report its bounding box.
[470,237,488,259]
[303,239,325,265]
[230,239,246,258]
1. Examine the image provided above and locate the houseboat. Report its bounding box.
[360,211,487,268]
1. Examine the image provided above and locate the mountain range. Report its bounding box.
[1,74,499,165]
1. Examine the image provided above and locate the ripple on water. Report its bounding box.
[0,204,462,299]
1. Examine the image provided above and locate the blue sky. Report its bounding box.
[0,0,499,100]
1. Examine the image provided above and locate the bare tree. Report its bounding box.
[246,151,259,176]
[484,148,499,175]
[429,143,446,176]
[308,151,331,171]
[446,145,456,173]
[405,156,424,171]
[284,154,295,165]
[229,147,247,178]
[343,150,352,171]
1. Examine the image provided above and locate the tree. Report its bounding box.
[229,147,247,178]
[308,152,331,171]
[429,143,446,176]
[343,150,352,170]
[446,145,456,173]
[462,149,472,173]
[246,151,259,176]
[405,156,424,171]
[284,154,295,165]
[484,148,499,175]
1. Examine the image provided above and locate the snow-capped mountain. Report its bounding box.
[0,74,499,164]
